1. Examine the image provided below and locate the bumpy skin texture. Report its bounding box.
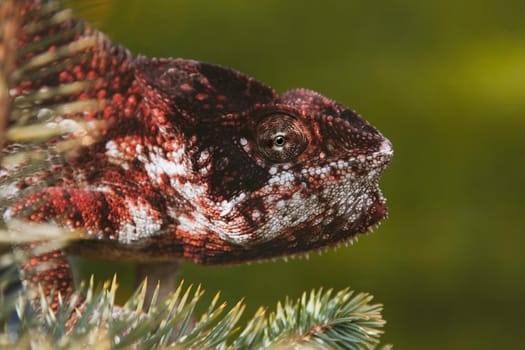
[2,1,392,304]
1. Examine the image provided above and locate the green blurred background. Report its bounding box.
[73,0,525,348]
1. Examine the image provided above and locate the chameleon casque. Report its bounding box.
[0,1,393,308]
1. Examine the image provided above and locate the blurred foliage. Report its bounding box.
[71,0,525,349]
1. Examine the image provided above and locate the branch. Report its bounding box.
[0,247,389,349]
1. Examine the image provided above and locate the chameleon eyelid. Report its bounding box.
[254,113,310,163]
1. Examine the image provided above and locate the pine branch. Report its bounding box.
[260,288,385,350]
[0,247,389,350]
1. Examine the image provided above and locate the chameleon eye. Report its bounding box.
[256,113,309,163]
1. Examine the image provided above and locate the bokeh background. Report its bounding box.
[73,0,525,348]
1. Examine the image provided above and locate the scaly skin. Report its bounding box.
[1,0,393,309]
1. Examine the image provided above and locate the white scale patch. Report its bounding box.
[105,140,130,170]
[105,140,122,159]
[267,170,295,186]
[174,193,254,244]
[218,192,246,217]
[143,146,188,180]
[118,201,163,244]
[177,210,209,234]
[197,149,210,163]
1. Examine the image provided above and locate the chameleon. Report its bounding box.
[0,0,393,309]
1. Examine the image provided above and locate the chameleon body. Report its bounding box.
[1,1,392,306]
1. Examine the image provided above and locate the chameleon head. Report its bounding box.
[136,58,393,263]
